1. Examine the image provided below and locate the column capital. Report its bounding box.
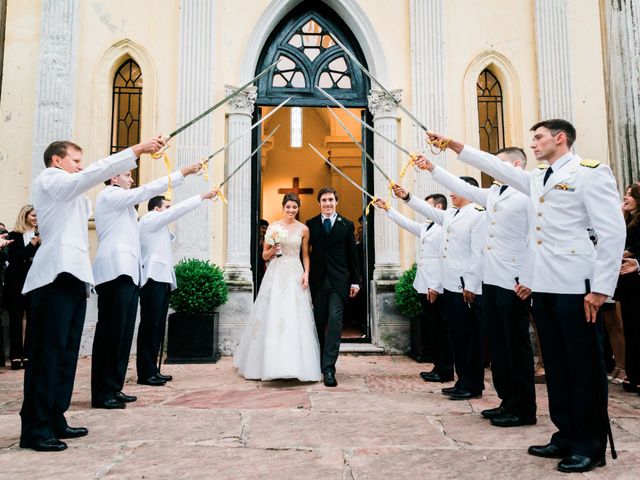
[367,89,402,119]
[224,85,258,115]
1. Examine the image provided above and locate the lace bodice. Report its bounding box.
[268,223,304,259]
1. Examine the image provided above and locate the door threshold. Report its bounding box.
[339,343,385,354]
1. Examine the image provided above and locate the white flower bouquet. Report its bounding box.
[265,224,288,257]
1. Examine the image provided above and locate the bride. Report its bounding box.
[233,193,322,381]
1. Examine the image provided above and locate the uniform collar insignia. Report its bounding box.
[537,163,549,170]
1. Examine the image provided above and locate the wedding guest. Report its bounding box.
[257,219,269,290]
[3,205,40,370]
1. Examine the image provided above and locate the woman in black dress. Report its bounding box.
[2,205,40,370]
[616,182,640,393]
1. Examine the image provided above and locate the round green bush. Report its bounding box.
[170,258,229,315]
[394,263,422,318]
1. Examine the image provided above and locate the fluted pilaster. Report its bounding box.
[224,85,257,283]
[534,0,573,121]
[409,0,447,202]
[31,0,79,178]
[368,89,402,280]
[173,0,216,262]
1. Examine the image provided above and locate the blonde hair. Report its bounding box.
[14,205,35,234]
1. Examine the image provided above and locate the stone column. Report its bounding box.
[218,85,256,354]
[602,0,640,188]
[31,0,79,178]
[173,0,216,261]
[368,89,402,280]
[409,0,447,202]
[534,0,573,121]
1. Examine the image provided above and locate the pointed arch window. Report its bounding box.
[256,2,368,107]
[111,59,143,181]
[476,69,504,154]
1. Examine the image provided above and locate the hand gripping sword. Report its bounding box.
[317,87,420,178]
[308,143,383,215]
[213,125,281,204]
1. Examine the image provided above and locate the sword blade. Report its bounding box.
[308,143,375,200]
[325,106,394,184]
[219,125,280,188]
[329,34,430,133]
[205,97,290,163]
[318,87,414,158]
[169,60,278,138]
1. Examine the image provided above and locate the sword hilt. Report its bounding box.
[428,138,451,155]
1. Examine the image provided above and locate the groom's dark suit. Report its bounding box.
[307,213,361,374]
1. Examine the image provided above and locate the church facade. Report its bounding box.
[1,0,638,354]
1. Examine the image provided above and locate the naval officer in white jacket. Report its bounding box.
[425,120,625,473]
[393,180,487,400]
[416,148,536,427]
[20,136,165,452]
[91,162,201,409]
[136,189,219,384]
[375,194,454,383]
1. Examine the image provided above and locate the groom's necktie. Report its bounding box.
[323,217,332,234]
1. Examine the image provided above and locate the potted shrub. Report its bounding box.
[166,258,229,363]
[395,264,432,362]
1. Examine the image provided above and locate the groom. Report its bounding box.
[307,187,361,387]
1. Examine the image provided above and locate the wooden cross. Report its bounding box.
[277,177,314,196]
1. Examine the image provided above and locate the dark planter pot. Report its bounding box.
[408,313,433,363]
[166,312,220,363]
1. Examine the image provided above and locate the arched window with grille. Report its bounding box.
[476,69,505,186]
[111,59,143,183]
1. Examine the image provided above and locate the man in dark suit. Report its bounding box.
[306,186,361,387]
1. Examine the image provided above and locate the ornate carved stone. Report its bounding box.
[367,89,402,119]
[224,85,258,115]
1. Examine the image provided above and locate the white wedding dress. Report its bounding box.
[233,223,322,381]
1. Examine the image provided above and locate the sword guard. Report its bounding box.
[428,138,451,155]
[152,143,170,159]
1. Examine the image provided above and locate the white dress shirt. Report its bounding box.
[431,165,529,290]
[93,171,184,287]
[458,145,625,296]
[23,149,137,294]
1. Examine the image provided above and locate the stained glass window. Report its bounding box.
[476,69,504,154]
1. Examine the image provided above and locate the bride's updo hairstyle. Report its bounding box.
[282,192,301,208]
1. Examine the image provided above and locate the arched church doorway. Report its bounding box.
[250,1,374,342]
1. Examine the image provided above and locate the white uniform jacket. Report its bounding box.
[431,165,529,290]
[385,207,443,294]
[458,145,625,297]
[22,149,137,294]
[139,194,205,290]
[93,171,184,287]
[407,195,487,295]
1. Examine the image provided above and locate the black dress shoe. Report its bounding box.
[156,373,173,381]
[11,359,21,370]
[137,375,166,386]
[481,406,505,419]
[421,371,454,383]
[115,391,137,403]
[55,426,89,439]
[557,455,605,473]
[92,398,126,409]
[448,390,482,400]
[419,369,436,378]
[20,437,67,452]
[323,371,338,387]
[490,413,537,427]
[528,443,569,459]
[441,386,457,395]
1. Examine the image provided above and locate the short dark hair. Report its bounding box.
[425,193,447,210]
[496,146,528,167]
[530,119,576,148]
[282,192,301,208]
[259,219,269,227]
[460,176,479,187]
[317,186,338,202]
[43,141,82,167]
[148,195,166,211]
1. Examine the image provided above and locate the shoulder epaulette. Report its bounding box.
[537,163,549,170]
[474,205,485,212]
[580,159,600,168]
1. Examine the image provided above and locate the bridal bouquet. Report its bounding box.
[265,224,288,257]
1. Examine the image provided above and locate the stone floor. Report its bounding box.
[1,355,639,480]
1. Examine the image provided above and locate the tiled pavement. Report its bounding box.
[1,355,639,479]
